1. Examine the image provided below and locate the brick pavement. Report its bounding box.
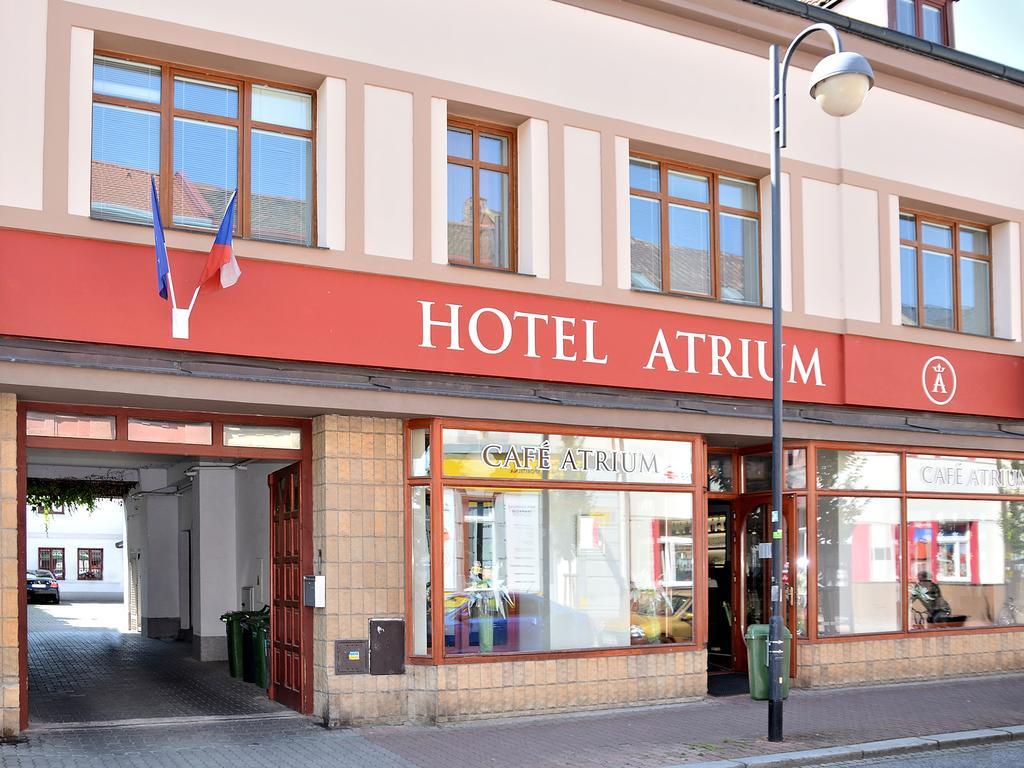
[27,600,127,632]
[1,672,1022,767]
[1,716,420,768]
[28,603,287,724]
[12,604,1024,766]
[357,672,1024,768]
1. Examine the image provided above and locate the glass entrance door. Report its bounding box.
[732,495,796,674]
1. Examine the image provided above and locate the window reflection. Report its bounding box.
[630,195,661,291]
[412,487,431,655]
[628,157,760,304]
[441,488,693,655]
[707,454,734,493]
[796,497,808,637]
[908,499,1024,630]
[127,418,212,445]
[223,424,301,450]
[26,412,115,440]
[816,449,901,491]
[742,449,806,492]
[409,428,430,477]
[447,121,513,271]
[817,496,902,636]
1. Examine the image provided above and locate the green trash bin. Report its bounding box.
[220,610,246,679]
[744,624,791,701]
[243,609,271,690]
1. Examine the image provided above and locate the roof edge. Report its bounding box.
[747,0,1024,86]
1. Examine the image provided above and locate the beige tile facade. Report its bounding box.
[312,414,406,725]
[420,651,707,723]
[311,413,707,725]
[796,632,1024,688]
[0,393,18,738]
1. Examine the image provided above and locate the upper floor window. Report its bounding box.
[446,119,516,271]
[91,54,315,246]
[894,0,952,45]
[629,156,760,305]
[900,212,991,336]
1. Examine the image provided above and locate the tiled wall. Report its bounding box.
[796,632,1024,688]
[423,651,707,723]
[312,414,407,724]
[311,412,706,725]
[0,394,18,737]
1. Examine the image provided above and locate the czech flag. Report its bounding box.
[198,191,241,289]
[150,177,170,300]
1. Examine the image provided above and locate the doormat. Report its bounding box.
[707,672,750,697]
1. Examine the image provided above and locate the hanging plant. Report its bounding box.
[27,476,137,530]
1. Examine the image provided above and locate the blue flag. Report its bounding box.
[150,176,170,300]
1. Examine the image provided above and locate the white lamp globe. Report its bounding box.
[809,51,874,117]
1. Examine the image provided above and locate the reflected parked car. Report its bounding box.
[26,570,60,604]
[439,591,597,653]
[630,590,692,644]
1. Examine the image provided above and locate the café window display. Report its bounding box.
[813,448,1024,638]
[906,454,1024,631]
[407,422,698,660]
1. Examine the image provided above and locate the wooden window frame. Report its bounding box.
[446,118,518,272]
[77,547,104,581]
[899,209,993,336]
[629,153,762,305]
[91,50,317,246]
[889,0,955,46]
[404,418,706,666]
[38,548,65,581]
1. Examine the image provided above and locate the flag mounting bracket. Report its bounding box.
[151,176,239,341]
[171,307,192,340]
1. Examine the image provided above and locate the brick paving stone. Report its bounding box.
[9,602,1024,768]
[1,718,422,768]
[27,600,127,633]
[358,672,1024,768]
[28,603,286,724]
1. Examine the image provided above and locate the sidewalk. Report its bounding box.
[2,673,1023,767]
[359,672,1024,767]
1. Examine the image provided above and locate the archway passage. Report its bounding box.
[20,406,312,729]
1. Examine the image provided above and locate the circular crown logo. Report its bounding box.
[922,355,956,407]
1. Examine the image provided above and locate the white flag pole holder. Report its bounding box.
[164,189,236,340]
[166,272,200,340]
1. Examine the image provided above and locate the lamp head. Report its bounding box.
[808,51,874,117]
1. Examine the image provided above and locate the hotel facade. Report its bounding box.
[0,0,1022,735]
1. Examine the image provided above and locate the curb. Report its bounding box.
[667,725,1024,768]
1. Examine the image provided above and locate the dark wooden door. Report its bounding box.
[269,463,305,712]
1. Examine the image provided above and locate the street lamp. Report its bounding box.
[767,24,873,743]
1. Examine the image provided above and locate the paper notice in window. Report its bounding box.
[503,493,541,592]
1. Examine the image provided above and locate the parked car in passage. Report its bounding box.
[26,570,60,604]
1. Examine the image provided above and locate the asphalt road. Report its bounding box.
[832,740,1024,767]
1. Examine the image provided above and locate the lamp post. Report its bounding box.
[767,24,873,743]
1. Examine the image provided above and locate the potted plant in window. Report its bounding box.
[466,563,513,653]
